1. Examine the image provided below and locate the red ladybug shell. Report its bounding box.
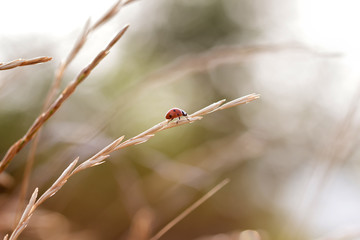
[165,108,188,120]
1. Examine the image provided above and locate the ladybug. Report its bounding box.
[165,108,189,122]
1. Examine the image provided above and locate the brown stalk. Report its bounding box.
[5,94,259,240]
[0,25,130,174]
[150,178,230,240]
[90,0,137,31]
[17,0,137,220]
[70,43,336,148]
[0,57,52,71]
[16,43,292,195]
[16,20,92,221]
[16,1,138,217]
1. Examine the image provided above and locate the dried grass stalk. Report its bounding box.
[6,94,259,240]
[7,159,78,240]
[150,178,231,240]
[53,20,91,90]
[18,0,136,220]
[0,25,129,174]
[8,188,38,240]
[190,99,226,117]
[7,1,137,237]
[217,93,261,110]
[117,93,259,149]
[0,57,52,70]
[71,136,125,175]
[91,0,137,30]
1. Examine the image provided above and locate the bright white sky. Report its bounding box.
[0,0,116,37]
[1,0,359,75]
[1,0,360,66]
[297,0,360,54]
[0,0,142,73]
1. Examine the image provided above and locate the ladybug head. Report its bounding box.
[181,110,187,116]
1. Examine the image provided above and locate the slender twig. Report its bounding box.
[19,43,294,191]
[17,0,137,219]
[15,131,41,225]
[5,94,259,240]
[0,25,129,174]
[72,43,337,147]
[0,57,52,71]
[15,20,92,224]
[17,0,136,221]
[90,0,137,31]
[3,0,136,174]
[16,1,138,216]
[8,188,39,240]
[150,178,230,240]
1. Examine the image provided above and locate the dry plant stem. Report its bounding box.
[0,57,52,70]
[12,0,135,233]
[90,0,123,30]
[22,0,136,156]
[0,25,130,174]
[16,19,93,222]
[6,94,259,240]
[5,137,124,240]
[114,93,260,152]
[90,0,137,31]
[83,44,316,145]
[18,0,135,215]
[37,43,316,176]
[50,19,91,105]
[6,160,78,240]
[150,178,230,240]
[4,0,135,173]
[21,43,277,192]
[15,133,41,225]
[8,188,39,240]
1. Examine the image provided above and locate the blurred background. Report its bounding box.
[1,0,360,239]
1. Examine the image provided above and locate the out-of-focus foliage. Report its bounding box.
[1,0,358,240]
